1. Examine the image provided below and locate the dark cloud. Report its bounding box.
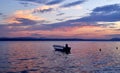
[19,2,31,7]
[56,13,64,16]
[0,18,39,36]
[0,13,2,15]
[17,0,48,4]
[14,18,49,26]
[56,19,64,21]
[0,17,50,34]
[33,8,53,13]
[18,0,86,7]
[47,21,91,28]
[11,18,37,26]
[26,20,96,31]
[61,0,86,8]
[46,0,64,5]
[0,12,6,17]
[2,18,47,27]
[75,4,120,22]
[26,13,118,31]
[30,33,45,37]
[17,0,64,5]
[0,12,7,18]
[0,18,36,33]
[92,4,120,13]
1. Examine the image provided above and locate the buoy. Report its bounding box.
[116,47,118,49]
[99,48,101,51]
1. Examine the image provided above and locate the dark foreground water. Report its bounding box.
[0,41,120,73]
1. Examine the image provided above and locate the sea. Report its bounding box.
[0,41,120,73]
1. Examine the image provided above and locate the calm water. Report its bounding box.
[0,41,120,73]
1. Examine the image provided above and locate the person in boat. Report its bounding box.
[63,44,71,54]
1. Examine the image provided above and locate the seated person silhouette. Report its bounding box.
[63,44,71,54]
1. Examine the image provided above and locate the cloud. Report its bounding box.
[106,34,120,38]
[56,19,65,21]
[33,5,58,13]
[92,4,120,13]
[61,0,86,8]
[26,20,97,31]
[30,33,44,37]
[4,10,45,24]
[4,18,48,27]
[17,0,64,5]
[56,13,64,16]
[15,18,49,26]
[17,0,48,4]
[12,18,37,26]
[96,22,116,28]
[46,0,64,5]
[19,2,31,7]
[24,24,115,39]
[76,4,120,22]
[33,8,53,13]
[1,18,119,38]
[0,24,26,38]
[0,12,6,19]
[0,13,3,15]
[18,0,86,8]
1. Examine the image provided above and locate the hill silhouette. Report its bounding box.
[0,37,120,41]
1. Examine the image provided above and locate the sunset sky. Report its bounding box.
[0,0,120,39]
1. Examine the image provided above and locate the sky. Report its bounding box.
[0,0,120,39]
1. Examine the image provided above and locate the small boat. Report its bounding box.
[53,45,64,52]
[53,44,71,54]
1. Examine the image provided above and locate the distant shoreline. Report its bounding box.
[0,38,120,41]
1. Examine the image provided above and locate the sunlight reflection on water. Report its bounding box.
[0,41,120,73]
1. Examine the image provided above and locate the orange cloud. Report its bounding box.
[4,5,59,24]
[4,10,45,24]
